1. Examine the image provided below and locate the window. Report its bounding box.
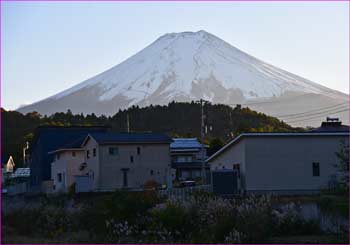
[57,173,62,182]
[177,155,192,163]
[72,151,76,157]
[313,162,320,176]
[86,150,90,159]
[137,147,141,155]
[130,156,134,163]
[109,147,119,156]
[93,148,96,157]
[150,170,154,176]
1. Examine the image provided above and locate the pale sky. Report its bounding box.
[1,1,349,110]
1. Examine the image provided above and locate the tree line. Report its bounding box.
[1,101,304,167]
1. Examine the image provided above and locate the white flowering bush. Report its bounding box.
[4,191,329,243]
[224,228,244,243]
[272,202,300,225]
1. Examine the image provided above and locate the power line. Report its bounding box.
[226,94,311,107]
[277,105,349,120]
[273,102,349,118]
[284,108,349,124]
[285,108,349,123]
[282,107,349,121]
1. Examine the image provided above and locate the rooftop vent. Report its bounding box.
[326,117,339,122]
[321,117,342,127]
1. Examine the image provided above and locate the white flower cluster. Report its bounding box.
[105,219,136,238]
[272,202,301,225]
[236,195,272,218]
[224,228,244,243]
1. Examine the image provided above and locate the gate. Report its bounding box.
[212,170,238,196]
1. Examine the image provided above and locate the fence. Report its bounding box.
[158,185,212,201]
[6,182,28,195]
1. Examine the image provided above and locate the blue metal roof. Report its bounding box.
[170,138,202,149]
[88,132,172,144]
[60,136,86,149]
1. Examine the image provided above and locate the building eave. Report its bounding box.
[48,148,84,155]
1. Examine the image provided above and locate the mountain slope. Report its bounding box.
[18,30,349,126]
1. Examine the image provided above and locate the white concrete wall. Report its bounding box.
[244,135,348,193]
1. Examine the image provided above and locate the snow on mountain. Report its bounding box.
[18,30,349,126]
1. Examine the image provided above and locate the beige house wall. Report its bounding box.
[98,143,171,190]
[83,138,100,189]
[51,136,172,192]
[51,150,84,192]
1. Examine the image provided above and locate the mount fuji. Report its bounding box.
[18,30,349,126]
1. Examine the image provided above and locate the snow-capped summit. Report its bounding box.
[18,30,348,126]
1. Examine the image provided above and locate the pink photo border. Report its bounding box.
[0,0,349,245]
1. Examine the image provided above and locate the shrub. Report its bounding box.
[68,183,76,196]
[272,202,322,236]
[150,201,193,239]
[144,180,159,190]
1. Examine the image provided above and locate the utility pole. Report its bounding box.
[23,141,29,167]
[200,99,207,185]
[126,113,130,133]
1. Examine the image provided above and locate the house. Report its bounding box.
[170,138,209,182]
[49,138,85,192]
[50,132,173,192]
[29,125,110,190]
[10,168,30,179]
[207,120,349,195]
[5,156,15,173]
[2,168,31,195]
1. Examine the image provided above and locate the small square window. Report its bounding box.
[72,151,76,157]
[312,162,320,177]
[87,150,90,159]
[93,148,96,157]
[150,170,154,176]
[137,147,141,155]
[130,156,134,163]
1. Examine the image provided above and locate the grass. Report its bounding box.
[268,235,349,244]
[4,234,348,244]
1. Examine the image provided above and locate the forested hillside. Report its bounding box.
[2,101,303,167]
